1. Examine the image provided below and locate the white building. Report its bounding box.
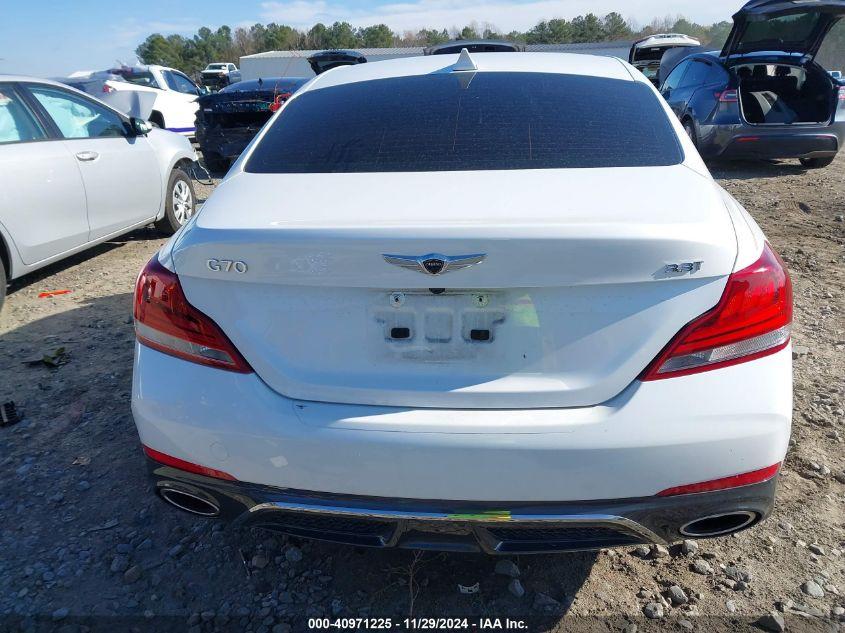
[239,41,635,80]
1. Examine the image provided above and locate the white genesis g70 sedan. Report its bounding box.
[131,51,792,554]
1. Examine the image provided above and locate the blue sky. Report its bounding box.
[1,0,743,77]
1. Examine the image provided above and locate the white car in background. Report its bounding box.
[133,52,792,554]
[0,76,197,308]
[64,65,203,137]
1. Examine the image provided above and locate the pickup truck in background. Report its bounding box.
[200,63,241,91]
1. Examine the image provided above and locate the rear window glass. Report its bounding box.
[246,72,683,173]
[114,70,160,89]
[738,12,822,53]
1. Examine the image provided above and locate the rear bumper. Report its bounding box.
[149,464,778,553]
[196,125,260,159]
[132,342,791,502]
[699,121,844,159]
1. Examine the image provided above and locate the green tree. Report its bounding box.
[602,13,632,41]
[525,19,571,44]
[704,21,733,49]
[136,33,185,68]
[325,21,360,48]
[417,28,449,45]
[570,14,604,43]
[360,24,394,47]
[459,25,479,40]
[307,23,328,48]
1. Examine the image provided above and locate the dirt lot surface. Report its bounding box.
[1,157,844,633]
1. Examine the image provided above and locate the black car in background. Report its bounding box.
[659,0,845,167]
[307,50,367,75]
[195,77,308,172]
[424,40,525,55]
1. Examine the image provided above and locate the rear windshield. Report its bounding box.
[737,12,823,53]
[113,70,160,89]
[246,72,683,173]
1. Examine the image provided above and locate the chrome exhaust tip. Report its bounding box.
[680,511,758,537]
[159,487,220,517]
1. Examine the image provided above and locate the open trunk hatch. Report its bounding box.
[171,167,739,410]
[721,0,845,58]
[629,34,701,84]
[735,61,837,124]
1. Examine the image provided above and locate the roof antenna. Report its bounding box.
[452,47,477,72]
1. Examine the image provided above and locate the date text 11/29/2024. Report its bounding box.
[307,618,528,630]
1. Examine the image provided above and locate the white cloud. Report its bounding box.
[260,0,744,33]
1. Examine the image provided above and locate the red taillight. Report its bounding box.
[134,257,252,373]
[143,445,237,480]
[656,463,780,496]
[838,86,845,102]
[717,89,738,103]
[641,243,792,380]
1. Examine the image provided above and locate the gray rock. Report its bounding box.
[792,345,810,359]
[678,620,693,631]
[791,602,825,617]
[724,565,752,583]
[801,580,824,598]
[168,544,183,558]
[200,610,215,622]
[123,565,142,584]
[508,579,525,598]
[533,592,561,612]
[331,599,343,616]
[284,547,303,563]
[251,554,269,570]
[756,613,786,633]
[110,555,129,574]
[51,608,69,621]
[632,545,650,558]
[726,600,737,613]
[691,559,712,575]
[643,602,664,619]
[681,540,698,555]
[76,481,91,491]
[495,559,520,578]
[808,544,825,555]
[668,585,688,605]
[623,624,637,633]
[650,544,670,559]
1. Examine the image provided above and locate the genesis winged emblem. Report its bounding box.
[382,253,486,276]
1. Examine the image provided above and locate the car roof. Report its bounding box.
[0,74,80,88]
[307,52,637,92]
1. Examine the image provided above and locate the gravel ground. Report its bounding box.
[0,156,843,633]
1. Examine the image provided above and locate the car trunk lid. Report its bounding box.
[172,166,738,409]
[721,0,845,59]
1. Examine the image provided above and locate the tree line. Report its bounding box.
[135,13,736,75]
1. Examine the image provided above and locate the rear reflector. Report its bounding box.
[717,89,739,103]
[134,256,252,373]
[656,463,780,497]
[641,243,791,380]
[143,445,237,481]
